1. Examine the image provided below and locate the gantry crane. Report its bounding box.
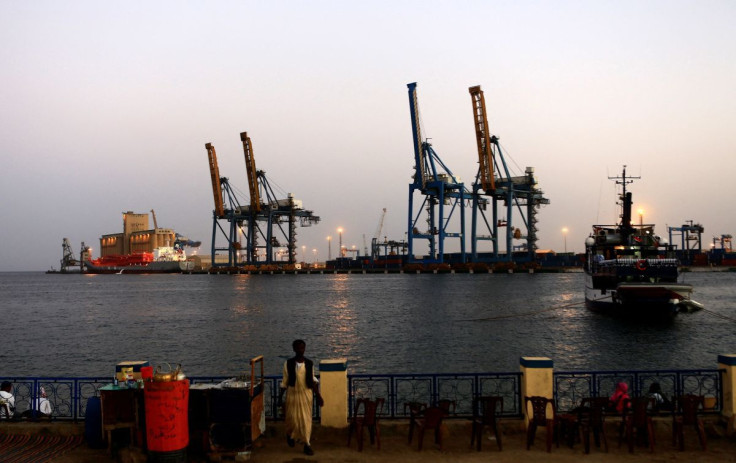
[206,142,249,267]
[468,85,549,262]
[407,82,472,264]
[238,132,320,265]
[58,238,90,273]
[370,208,387,258]
[668,220,704,252]
[205,133,320,268]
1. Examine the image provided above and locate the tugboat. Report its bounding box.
[584,166,698,318]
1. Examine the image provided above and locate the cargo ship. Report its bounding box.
[84,210,195,274]
[584,167,698,318]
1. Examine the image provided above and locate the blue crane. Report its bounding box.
[406,82,473,264]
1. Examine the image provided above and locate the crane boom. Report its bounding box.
[374,208,387,240]
[407,83,427,188]
[469,85,495,192]
[205,143,225,218]
[240,132,262,214]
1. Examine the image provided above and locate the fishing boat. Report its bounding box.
[584,166,697,318]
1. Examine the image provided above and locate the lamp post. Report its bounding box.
[327,236,332,260]
[337,227,343,257]
[562,227,568,254]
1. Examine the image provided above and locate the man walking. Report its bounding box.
[279,339,323,455]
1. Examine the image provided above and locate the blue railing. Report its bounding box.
[348,372,523,418]
[554,369,723,413]
[0,377,109,421]
[0,368,723,422]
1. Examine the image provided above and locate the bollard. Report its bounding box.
[319,359,348,428]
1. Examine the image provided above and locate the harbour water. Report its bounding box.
[0,271,734,377]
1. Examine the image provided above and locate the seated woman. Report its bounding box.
[647,382,672,412]
[608,382,630,414]
[0,381,15,419]
[19,387,53,419]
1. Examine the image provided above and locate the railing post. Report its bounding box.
[319,359,348,428]
[520,357,554,425]
[718,354,736,434]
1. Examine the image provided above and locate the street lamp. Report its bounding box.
[337,227,344,257]
[561,227,568,254]
[327,236,332,260]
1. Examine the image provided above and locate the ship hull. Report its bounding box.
[584,273,692,318]
[85,260,193,274]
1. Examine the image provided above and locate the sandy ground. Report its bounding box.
[2,417,736,462]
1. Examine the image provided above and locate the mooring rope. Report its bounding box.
[459,298,736,323]
[702,308,736,323]
[458,299,589,322]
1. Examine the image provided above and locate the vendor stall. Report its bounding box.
[189,356,265,460]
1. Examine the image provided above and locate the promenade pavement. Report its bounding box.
[3,417,736,462]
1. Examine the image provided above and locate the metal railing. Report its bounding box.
[0,377,109,421]
[348,372,523,418]
[0,368,723,422]
[554,369,723,413]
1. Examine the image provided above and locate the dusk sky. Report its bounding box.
[1,1,734,271]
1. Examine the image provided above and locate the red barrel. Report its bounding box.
[144,379,189,453]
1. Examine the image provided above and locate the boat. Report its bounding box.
[83,210,196,274]
[85,245,194,274]
[584,166,697,318]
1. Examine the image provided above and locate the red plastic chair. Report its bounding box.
[577,397,609,454]
[672,395,707,451]
[524,396,559,452]
[471,396,503,451]
[411,406,445,451]
[619,397,655,453]
[347,398,385,451]
[405,401,427,444]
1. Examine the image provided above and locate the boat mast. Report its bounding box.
[608,165,640,240]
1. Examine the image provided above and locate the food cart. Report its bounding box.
[189,356,265,459]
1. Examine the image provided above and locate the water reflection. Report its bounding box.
[1,272,734,377]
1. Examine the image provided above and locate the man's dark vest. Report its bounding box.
[286,358,315,388]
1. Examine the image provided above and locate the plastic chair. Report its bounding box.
[437,399,456,416]
[405,402,427,444]
[347,398,385,451]
[619,397,655,453]
[411,406,445,451]
[577,397,609,454]
[524,396,559,452]
[672,395,707,451]
[470,396,503,451]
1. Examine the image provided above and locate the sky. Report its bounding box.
[1,1,735,271]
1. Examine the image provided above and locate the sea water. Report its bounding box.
[0,271,734,377]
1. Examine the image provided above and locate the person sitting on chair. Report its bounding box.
[34,387,53,416]
[647,382,672,412]
[19,386,53,419]
[0,381,15,419]
[609,382,630,414]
